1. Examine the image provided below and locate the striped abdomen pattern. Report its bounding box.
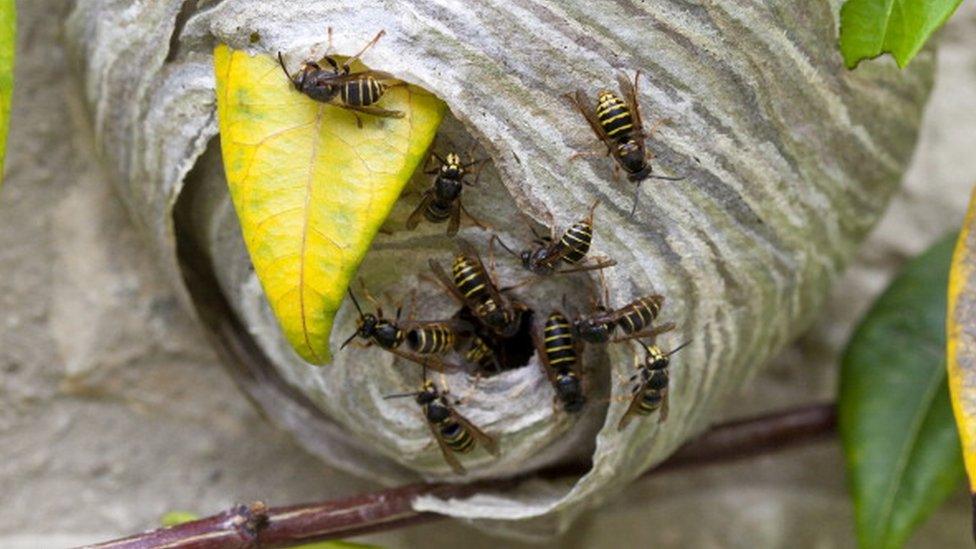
[451,255,495,313]
[424,197,453,223]
[466,336,498,371]
[559,220,593,264]
[617,295,663,335]
[339,76,386,107]
[636,369,669,416]
[427,405,476,454]
[544,312,577,370]
[596,91,634,141]
[407,323,455,354]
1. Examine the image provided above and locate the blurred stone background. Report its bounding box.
[1,1,974,548]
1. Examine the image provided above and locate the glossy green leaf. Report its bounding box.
[840,234,965,548]
[839,0,963,69]
[0,0,14,189]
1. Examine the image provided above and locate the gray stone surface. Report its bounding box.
[0,1,974,548]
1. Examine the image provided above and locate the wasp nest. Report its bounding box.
[66,0,933,539]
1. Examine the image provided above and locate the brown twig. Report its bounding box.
[83,402,836,549]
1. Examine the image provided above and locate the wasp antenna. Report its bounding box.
[347,288,366,317]
[339,330,359,350]
[422,363,429,383]
[276,52,296,87]
[636,338,653,354]
[587,198,601,221]
[650,174,685,181]
[666,340,693,357]
[629,184,642,218]
[491,234,520,258]
[383,391,422,400]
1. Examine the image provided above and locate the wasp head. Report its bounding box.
[555,372,585,412]
[573,316,613,344]
[616,141,649,180]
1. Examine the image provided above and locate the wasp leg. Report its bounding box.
[459,201,490,231]
[644,117,673,140]
[568,148,608,161]
[611,322,677,344]
[341,29,386,72]
[555,258,617,275]
[333,102,405,122]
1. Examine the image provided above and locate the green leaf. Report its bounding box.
[839,0,963,69]
[160,510,199,526]
[0,0,14,188]
[840,233,965,549]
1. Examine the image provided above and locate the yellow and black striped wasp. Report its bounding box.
[566,71,683,216]
[340,286,470,372]
[277,28,403,126]
[428,240,527,338]
[384,367,499,475]
[570,273,675,345]
[618,339,691,430]
[465,334,501,373]
[493,200,617,277]
[531,311,586,413]
[407,151,488,237]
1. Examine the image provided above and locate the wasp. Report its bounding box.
[384,368,499,474]
[465,334,501,373]
[618,339,691,430]
[277,29,404,126]
[532,311,586,413]
[566,71,683,216]
[493,200,617,277]
[429,240,526,338]
[340,287,468,372]
[407,151,488,236]
[570,274,675,344]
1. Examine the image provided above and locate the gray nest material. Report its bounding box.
[65,0,933,540]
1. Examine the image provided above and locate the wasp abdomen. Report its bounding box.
[618,296,663,335]
[438,417,476,453]
[559,221,593,264]
[338,76,387,107]
[596,92,634,140]
[466,336,499,371]
[424,199,454,223]
[407,324,455,354]
[452,257,491,305]
[544,312,577,370]
[637,370,669,415]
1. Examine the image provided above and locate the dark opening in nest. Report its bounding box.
[455,306,535,376]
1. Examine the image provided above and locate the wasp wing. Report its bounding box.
[325,69,400,84]
[451,410,500,457]
[616,71,646,141]
[617,375,650,431]
[425,418,466,475]
[567,89,614,151]
[456,239,506,309]
[446,201,461,237]
[529,315,559,385]
[386,346,464,373]
[658,387,670,423]
[611,321,676,344]
[428,258,469,306]
[406,191,434,230]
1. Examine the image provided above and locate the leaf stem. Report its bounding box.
[83,402,836,549]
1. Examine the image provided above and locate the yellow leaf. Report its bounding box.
[947,185,976,521]
[214,44,445,365]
